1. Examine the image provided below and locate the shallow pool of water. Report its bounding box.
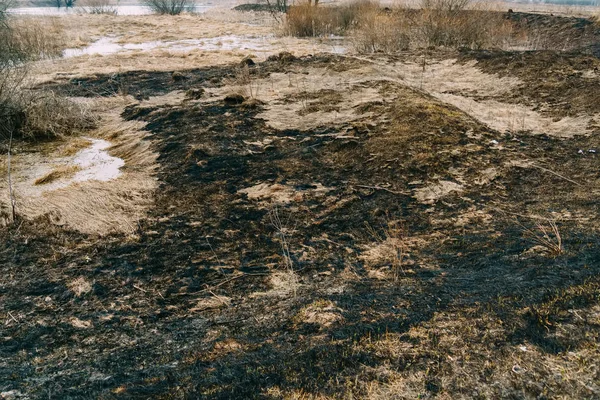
[72,138,124,183]
[8,4,213,16]
[63,35,347,58]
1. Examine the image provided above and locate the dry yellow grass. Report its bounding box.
[58,137,92,156]
[285,0,513,50]
[34,165,81,185]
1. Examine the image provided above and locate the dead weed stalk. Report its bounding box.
[268,204,299,295]
[518,217,564,256]
[234,65,261,100]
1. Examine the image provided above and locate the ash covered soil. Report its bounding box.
[2,12,600,400]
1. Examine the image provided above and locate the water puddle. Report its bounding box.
[71,138,124,183]
[63,35,346,58]
[25,138,125,195]
[8,4,213,16]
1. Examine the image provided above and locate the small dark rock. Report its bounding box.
[224,93,245,105]
[172,71,187,81]
[240,57,255,67]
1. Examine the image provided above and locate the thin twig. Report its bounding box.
[355,185,409,195]
[6,311,19,325]
[132,284,147,293]
[531,164,583,187]
[205,236,226,275]
[7,128,16,222]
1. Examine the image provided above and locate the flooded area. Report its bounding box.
[70,138,124,183]
[7,4,214,15]
[13,137,125,197]
[62,34,346,58]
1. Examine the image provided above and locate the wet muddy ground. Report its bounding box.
[1,10,600,400]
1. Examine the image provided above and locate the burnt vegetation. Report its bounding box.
[1,3,600,399]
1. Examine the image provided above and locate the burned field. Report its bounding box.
[2,12,600,400]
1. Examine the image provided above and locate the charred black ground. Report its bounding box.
[1,16,600,400]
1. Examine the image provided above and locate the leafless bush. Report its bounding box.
[284,1,379,37]
[142,0,194,15]
[284,0,512,51]
[78,0,118,14]
[1,0,16,23]
[418,0,511,49]
[0,16,93,140]
[351,9,411,53]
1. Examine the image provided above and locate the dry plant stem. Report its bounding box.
[269,204,294,272]
[531,164,583,187]
[518,218,563,256]
[365,219,407,281]
[205,236,226,275]
[7,128,16,223]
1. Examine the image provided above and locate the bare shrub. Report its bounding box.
[284,0,512,51]
[284,1,379,37]
[0,16,93,140]
[351,9,411,53]
[78,0,118,14]
[1,0,16,23]
[142,0,194,15]
[418,0,512,49]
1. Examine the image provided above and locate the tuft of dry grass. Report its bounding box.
[232,64,261,99]
[351,8,412,53]
[34,165,81,185]
[1,17,66,62]
[20,91,96,139]
[58,137,93,156]
[519,218,564,257]
[363,218,408,281]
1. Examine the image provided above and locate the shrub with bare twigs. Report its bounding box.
[0,13,93,140]
[284,0,513,51]
[142,0,194,15]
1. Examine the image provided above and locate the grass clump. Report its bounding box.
[34,165,81,185]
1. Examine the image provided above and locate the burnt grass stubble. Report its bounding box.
[1,46,600,398]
